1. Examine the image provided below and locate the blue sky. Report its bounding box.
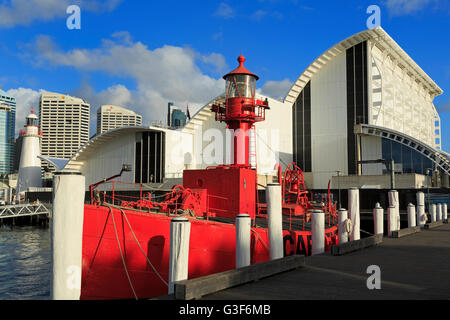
[1,0,449,148]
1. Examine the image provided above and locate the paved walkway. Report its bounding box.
[202,223,450,299]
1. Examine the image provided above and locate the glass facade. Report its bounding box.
[292,81,311,172]
[0,90,16,174]
[381,138,433,175]
[346,41,368,175]
[135,131,165,183]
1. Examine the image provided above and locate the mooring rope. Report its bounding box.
[118,207,169,287]
[251,228,270,252]
[108,205,138,300]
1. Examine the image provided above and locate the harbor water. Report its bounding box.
[0,225,51,299]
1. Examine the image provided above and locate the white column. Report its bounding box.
[311,210,325,255]
[338,208,349,244]
[266,183,283,260]
[387,205,396,236]
[348,188,360,241]
[373,203,384,236]
[443,203,448,221]
[407,203,416,228]
[236,214,251,268]
[388,190,400,230]
[430,204,436,223]
[437,203,442,221]
[51,170,85,300]
[416,192,426,227]
[168,217,191,294]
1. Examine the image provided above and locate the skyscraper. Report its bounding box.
[167,102,187,128]
[0,89,16,174]
[96,105,142,135]
[39,91,90,171]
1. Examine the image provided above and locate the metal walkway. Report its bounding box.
[0,202,50,220]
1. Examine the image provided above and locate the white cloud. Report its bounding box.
[0,0,122,28]
[213,2,235,19]
[251,9,283,21]
[29,33,225,127]
[384,0,438,15]
[437,99,450,113]
[258,78,292,101]
[5,87,43,136]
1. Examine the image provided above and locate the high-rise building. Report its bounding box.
[39,91,90,171]
[0,89,16,174]
[96,105,142,135]
[167,102,187,128]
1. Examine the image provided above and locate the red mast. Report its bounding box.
[212,54,269,167]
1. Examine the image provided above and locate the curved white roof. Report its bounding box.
[284,27,443,104]
[64,126,154,170]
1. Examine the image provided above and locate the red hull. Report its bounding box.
[80,205,338,300]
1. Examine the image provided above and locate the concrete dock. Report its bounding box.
[199,223,450,300]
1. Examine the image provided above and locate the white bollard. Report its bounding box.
[51,170,85,300]
[407,203,416,228]
[338,208,349,244]
[236,214,251,268]
[388,190,400,230]
[416,192,426,227]
[311,210,325,255]
[373,203,384,236]
[168,217,191,294]
[348,188,360,241]
[387,205,398,236]
[443,203,448,221]
[266,183,283,260]
[437,203,442,221]
[430,204,436,223]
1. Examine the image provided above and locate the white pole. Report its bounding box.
[51,170,85,300]
[348,188,360,241]
[266,183,283,260]
[443,203,448,221]
[388,190,400,231]
[416,192,426,227]
[338,208,349,244]
[311,210,325,255]
[236,214,251,268]
[373,203,384,236]
[430,204,436,223]
[437,203,442,221]
[387,205,396,236]
[168,217,191,294]
[407,203,416,228]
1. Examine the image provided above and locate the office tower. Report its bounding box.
[39,91,90,171]
[96,105,142,135]
[0,89,16,174]
[167,102,187,128]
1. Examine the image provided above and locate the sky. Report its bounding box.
[0,0,449,148]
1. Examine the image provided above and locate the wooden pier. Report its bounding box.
[172,222,450,300]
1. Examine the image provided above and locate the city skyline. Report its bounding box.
[0,0,449,149]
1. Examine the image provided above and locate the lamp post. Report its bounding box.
[425,168,432,212]
[336,170,341,209]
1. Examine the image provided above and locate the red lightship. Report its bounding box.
[79,55,339,299]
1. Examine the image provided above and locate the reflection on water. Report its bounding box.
[0,226,51,300]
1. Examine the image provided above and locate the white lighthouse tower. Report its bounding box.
[17,109,42,196]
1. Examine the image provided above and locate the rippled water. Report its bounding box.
[0,226,51,300]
